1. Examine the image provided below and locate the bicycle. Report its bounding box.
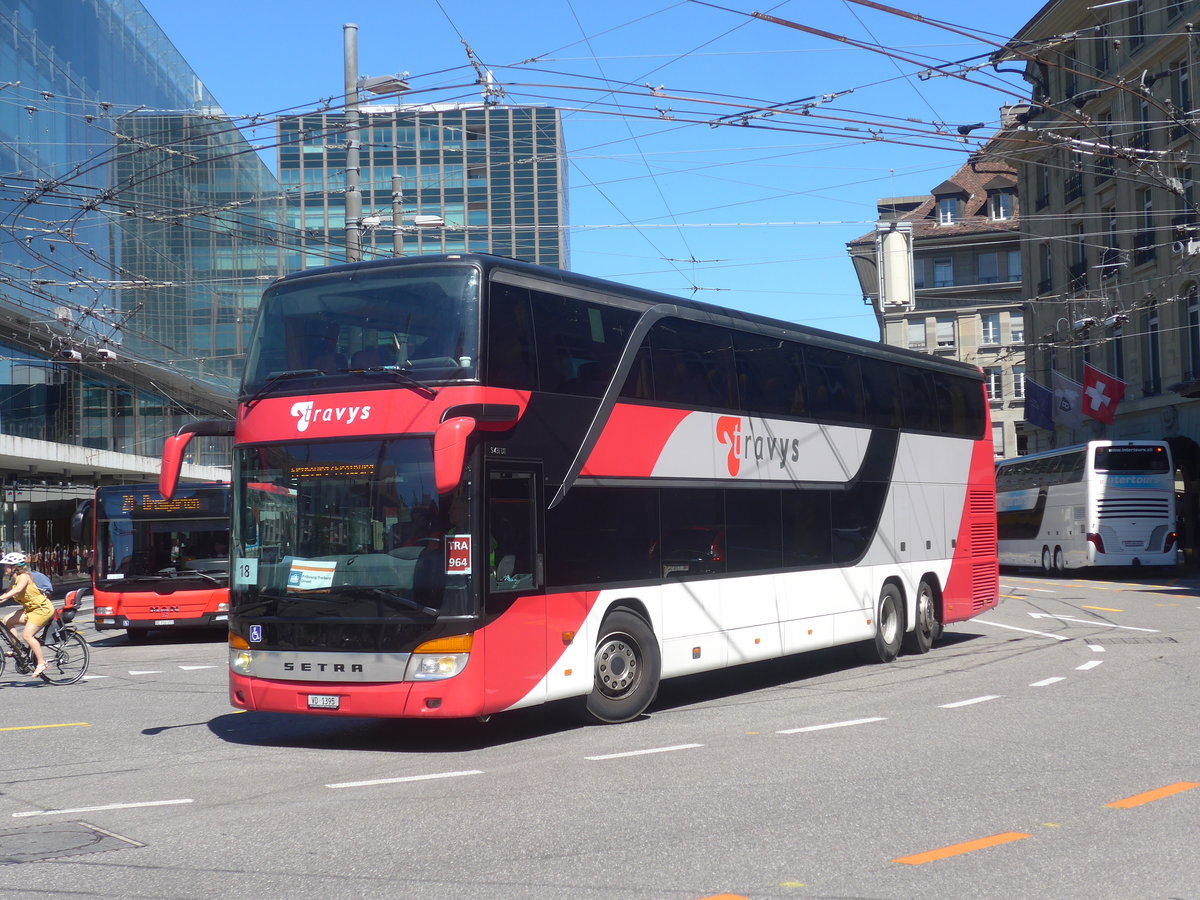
[0,591,89,685]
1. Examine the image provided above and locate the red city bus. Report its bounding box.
[74,483,231,642]
[160,254,998,723]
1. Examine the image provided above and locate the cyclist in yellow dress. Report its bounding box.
[0,551,53,677]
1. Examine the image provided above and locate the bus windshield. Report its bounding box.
[240,264,480,394]
[232,438,474,619]
[96,485,230,583]
[1094,445,1170,473]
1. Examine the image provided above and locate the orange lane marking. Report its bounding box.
[894,832,1031,865]
[1107,782,1200,809]
[1081,605,1122,612]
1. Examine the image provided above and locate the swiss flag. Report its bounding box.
[1082,362,1127,425]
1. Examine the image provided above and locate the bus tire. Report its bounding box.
[862,583,902,664]
[902,579,939,655]
[585,609,661,724]
[1053,547,1066,573]
[1041,546,1053,575]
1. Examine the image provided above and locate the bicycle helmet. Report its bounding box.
[1,551,27,565]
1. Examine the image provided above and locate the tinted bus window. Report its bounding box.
[545,487,658,586]
[733,332,806,418]
[487,283,538,390]
[657,488,725,577]
[530,290,638,397]
[782,490,832,567]
[933,372,986,438]
[899,367,939,432]
[832,482,887,563]
[805,346,864,424]
[860,356,904,429]
[726,490,783,572]
[650,319,736,409]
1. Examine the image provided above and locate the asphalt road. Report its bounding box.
[1,570,1197,899]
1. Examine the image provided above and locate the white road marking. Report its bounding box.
[81,674,109,680]
[1030,677,1066,687]
[585,743,703,761]
[326,770,483,789]
[128,670,164,675]
[178,666,217,671]
[13,799,193,818]
[939,695,1001,709]
[972,619,1070,641]
[1076,660,1103,671]
[777,717,886,735]
[1087,643,1106,652]
[1028,613,1159,633]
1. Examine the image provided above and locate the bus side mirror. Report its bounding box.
[433,416,476,495]
[160,433,195,500]
[160,419,235,499]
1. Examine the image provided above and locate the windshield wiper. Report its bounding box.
[344,365,437,397]
[339,586,439,618]
[181,568,226,584]
[244,368,324,409]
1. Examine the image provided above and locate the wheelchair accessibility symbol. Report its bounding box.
[249,625,262,643]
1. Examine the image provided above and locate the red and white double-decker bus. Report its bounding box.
[75,483,231,642]
[160,254,998,723]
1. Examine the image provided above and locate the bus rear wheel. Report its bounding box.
[1054,547,1066,573]
[585,610,661,724]
[862,584,902,663]
[902,579,939,655]
[1041,547,1053,575]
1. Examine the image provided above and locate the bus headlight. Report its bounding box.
[95,606,114,616]
[230,649,254,675]
[405,634,472,681]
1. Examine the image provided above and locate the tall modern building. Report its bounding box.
[0,0,279,553]
[278,104,568,269]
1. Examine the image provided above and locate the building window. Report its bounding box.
[1012,365,1025,400]
[936,196,959,225]
[1007,249,1022,281]
[1131,0,1145,48]
[933,258,953,287]
[989,191,1013,220]
[977,252,999,284]
[935,316,956,349]
[1112,324,1125,379]
[1009,312,1024,344]
[984,367,1003,400]
[907,319,926,350]
[1095,23,1109,72]
[992,422,1005,458]
[1145,309,1161,395]
[1135,188,1156,265]
[981,313,1001,345]
[1039,243,1053,295]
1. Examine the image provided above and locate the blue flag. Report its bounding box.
[1025,378,1054,431]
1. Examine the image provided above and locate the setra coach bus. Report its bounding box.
[159,254,999,724]
[74,483,231,641]
[995,440,1177,573]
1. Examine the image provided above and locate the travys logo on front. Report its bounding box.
[290,401,372,433]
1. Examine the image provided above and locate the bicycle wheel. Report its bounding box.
[39,630,89,685]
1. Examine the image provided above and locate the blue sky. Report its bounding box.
[139,0,1041,342]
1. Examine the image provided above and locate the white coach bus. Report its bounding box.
[995,441,1177,573]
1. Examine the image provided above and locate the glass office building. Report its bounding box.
[279,104,568,269]
[0,0,279,553]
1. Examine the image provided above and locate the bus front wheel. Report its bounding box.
[585,610,661,724]
[902,579,939,655]
[862,584,902,663]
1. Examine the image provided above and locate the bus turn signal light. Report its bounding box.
[229,632,249,650]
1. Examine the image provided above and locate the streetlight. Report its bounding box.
[343,23,409,263]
